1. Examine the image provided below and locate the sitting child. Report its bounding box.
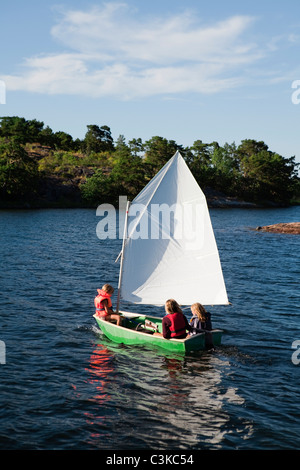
[189,303,212,335]
[94,284,122,326]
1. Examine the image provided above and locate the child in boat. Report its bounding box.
[189,303,212,335]
[154,299,191,339]
[94,284,122,326]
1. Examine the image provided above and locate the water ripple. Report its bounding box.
[0,207,300,449]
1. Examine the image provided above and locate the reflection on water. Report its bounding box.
[83,336,253,449]
[1,207,299,449]
[86,345,114,405]
[78,344,116,447]
[157,352,252,448]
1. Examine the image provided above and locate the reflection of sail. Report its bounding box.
[85,345,114,404]
[158,354,251,448]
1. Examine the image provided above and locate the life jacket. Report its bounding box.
[166,312,187,338]
[94,289,112,317]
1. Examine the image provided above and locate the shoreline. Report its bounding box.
[0,197,296,210]
[0,186,298,211]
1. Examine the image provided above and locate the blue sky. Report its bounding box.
[1,0,300,163]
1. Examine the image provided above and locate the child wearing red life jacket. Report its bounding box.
[94,284,122,326]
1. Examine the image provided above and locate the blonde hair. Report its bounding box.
[165,299,182,315]
[191,303,207,321]
[102,284,114,294]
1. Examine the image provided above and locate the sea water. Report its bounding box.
[0,206,299,450]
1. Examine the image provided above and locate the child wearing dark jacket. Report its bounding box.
[189,303,212,334]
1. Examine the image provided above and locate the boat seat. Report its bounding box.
[145,319,159,332]
[135,323,154,334]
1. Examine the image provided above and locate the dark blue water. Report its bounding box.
[0,206,299,450]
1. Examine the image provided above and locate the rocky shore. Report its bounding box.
[204,188,258,208]
[256,222,300,234]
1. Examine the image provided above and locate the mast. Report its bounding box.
[116,200,130,313]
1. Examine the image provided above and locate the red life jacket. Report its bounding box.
[166,312,187,338]
[94,289,112,317]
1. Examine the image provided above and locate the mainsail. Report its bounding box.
[119,151,228,306]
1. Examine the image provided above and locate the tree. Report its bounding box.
[236,140,299,203]
[111,137,145,198]
[0,138,39,200]
[26,119,45,142]
[38,125,55,147]
[237,139,269,176]
[128,137,144,156]
[241,151,298,203]
[185,140,215,188]
[80,170,113,205]
[54,131,74,150]
[81,138,145,205]
[115,134,127,151]
[188,140,214,166]
[210,142,241,194]
[0,116,44,144]
[211,142,239,174]
[143,136,183,178]
[83,124,114,154]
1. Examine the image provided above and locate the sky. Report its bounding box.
[1,0,300,163]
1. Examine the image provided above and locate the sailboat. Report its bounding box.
[93,151,228,353]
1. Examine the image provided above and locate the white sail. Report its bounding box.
[119,151,228,306]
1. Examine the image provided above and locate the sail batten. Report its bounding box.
[119,151,228,306]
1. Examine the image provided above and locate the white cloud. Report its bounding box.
[3,3,261,99]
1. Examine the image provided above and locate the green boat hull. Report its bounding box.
[93,311,222,354]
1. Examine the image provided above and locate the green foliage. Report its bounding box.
[0,115,299,207]
[38,151,80,176]
[185,140,216,188]
[80,170,113,205]
[0,116,44,144]
[83,124,114,154]
[128,137,144,156]
[80,138,146,205]
[82,151,112,167]
[143,136,183,178]
[0,138,39,200]
[236,140,299,203]
[0,116,83,151]
[111,137,146,196]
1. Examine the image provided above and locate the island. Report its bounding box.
[0,116,299,209]
[256,223,300,234]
